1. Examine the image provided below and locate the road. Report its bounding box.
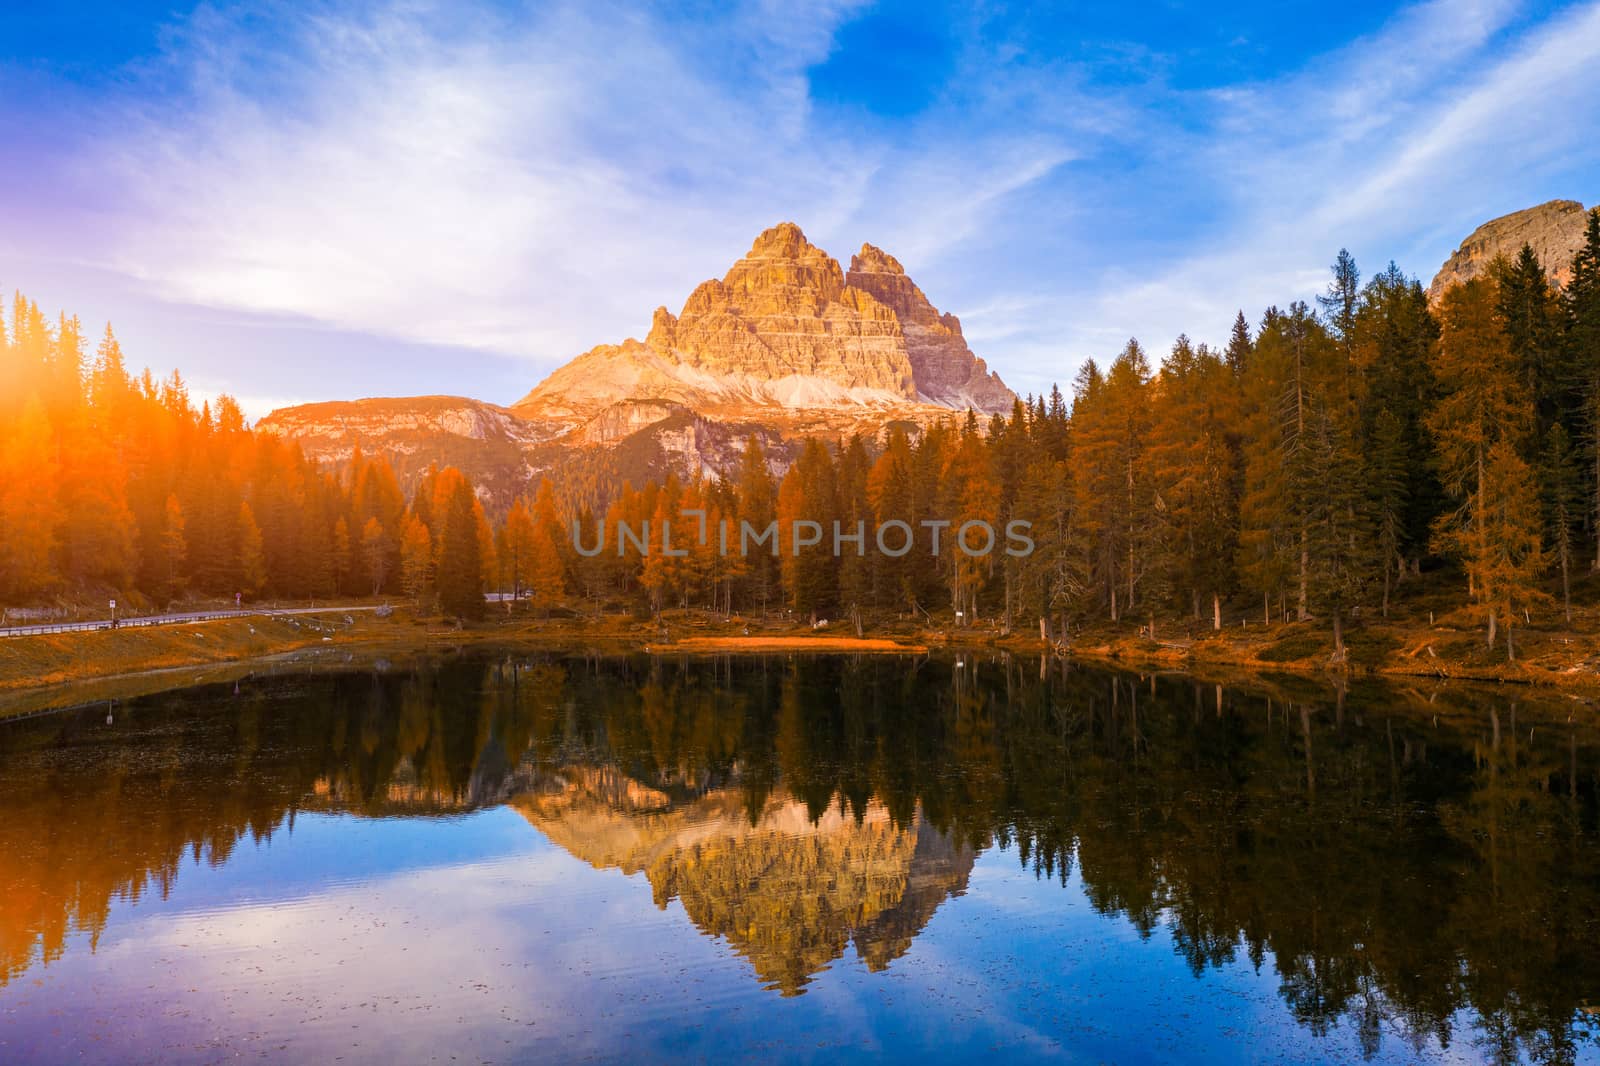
[0,605,388,639]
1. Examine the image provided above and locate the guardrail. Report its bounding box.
[0,610,249,638]
[0,607,370,640]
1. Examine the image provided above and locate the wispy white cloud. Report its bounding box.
[1038,0,1600,373]
[61,0,1072,376]
[7,0,1598,407]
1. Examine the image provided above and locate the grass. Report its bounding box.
[12,579,1600,720]
[0,612,389,697]
[653,636,928,654]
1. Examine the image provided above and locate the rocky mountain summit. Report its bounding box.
[513,222,1013,419]
[1428,199,1593,301]
[844,242,1015,411]
[262,223,1015,509]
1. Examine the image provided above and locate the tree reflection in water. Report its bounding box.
[1,655,1597,1061]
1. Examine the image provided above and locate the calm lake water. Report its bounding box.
[2,654,1598,1064]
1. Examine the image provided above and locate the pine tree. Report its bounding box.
[353,456,406,588]
[361,517,387,595]
[400,516,433,602]
[501,499,537,601]
[1149,338,1240,630]
[525,512,567,612]
[1477,439,1550,659]
[505,479,567,613]
[331,517,352,594]
[88,324,132,424]
[777,439,837,618]
[1299,401,1374,659]
[1072,343,1154,622]
[436,475,484,620]
[1355,264,1441,580]
[1013,451,1082,640]
[1566,207,1600,568]
[1427,277,1534,639]
[835,435,874,626]
[1235,311,1292,623]
[867,426,917,612]
[1225,311,1253,377]
[735,438,777,613]
[237,501,267,594]
[939,427,1001,625]
[0,397,62,598]
[474,495,497,595]
[529,478,566,601]
[1540,423,1582,621]
[1317,249,1361,351]
[160,493,188,601]
[58,416,138,589]
[1495,245,1564,444]
[640,475,685,615]
[1367,409,1409,615]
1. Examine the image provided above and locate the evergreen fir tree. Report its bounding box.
[436,475,484,620]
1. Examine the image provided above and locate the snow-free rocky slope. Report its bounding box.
[260,223,1016,510]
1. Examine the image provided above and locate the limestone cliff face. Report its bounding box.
[516,222,1015,419]
[645,223,914,397]
[846,243,1015,412]
[1428,199,1594,302]
[262,223,1019,509]
[256,395,555,509]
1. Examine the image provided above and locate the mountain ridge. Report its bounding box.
[512,221,1014,418]
[261,223,1016,509]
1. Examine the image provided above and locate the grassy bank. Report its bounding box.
[8,591,1600,721]
[1049,612,1600,693]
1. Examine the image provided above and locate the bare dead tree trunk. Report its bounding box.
[1560,540,1572,622]
[1297,530,1309,621]
[1593,425,1600,570]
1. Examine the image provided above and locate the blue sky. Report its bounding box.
[1,0,1597,417]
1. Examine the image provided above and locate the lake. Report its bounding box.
[1,653,1597,1063]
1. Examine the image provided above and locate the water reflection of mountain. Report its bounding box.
[2,655,1599,1062]
[515,765,976,994]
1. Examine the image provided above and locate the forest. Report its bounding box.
[0,298,496,620]
[2,207,1599,659]
[576,210,1600,662]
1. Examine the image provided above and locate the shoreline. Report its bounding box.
[5,607,1600,719]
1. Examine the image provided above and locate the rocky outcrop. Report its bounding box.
[642,223,915,397]
[1428,199,1593,302]
[262,223,1019,510]
[846,243,1015,411]
[515,222,1015,418]
[256,395,556,507]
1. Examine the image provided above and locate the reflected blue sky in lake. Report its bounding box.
[2,655,1597,1063]
[2,809,1435,1064]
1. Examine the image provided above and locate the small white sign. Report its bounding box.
[109,599,117,610]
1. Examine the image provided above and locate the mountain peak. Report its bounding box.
[747,221,825,261]
[850,243,906,276]
[1428,199,1593,301]
[514,223,1017,422]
